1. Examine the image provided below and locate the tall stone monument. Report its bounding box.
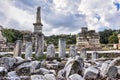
[59,38,66,58]
[33,7,44,58]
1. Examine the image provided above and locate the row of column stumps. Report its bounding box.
[80,48,98,60]
[13,39,99,60]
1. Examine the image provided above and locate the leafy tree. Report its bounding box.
[99,29,113,44]
[108,32,118,43]
[2,29,23,42]
[45,34,76,47]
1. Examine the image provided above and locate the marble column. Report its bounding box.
[92,51,98,60]
[69,45,77,57]
[35,34,44,58]
[14,40,22,57]
[25,41,32,59]
[46,44,55,58]
[59,38,66,58]
[80,48,87,59]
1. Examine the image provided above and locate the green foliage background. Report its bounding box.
[2,29,23,42]
[1,28,120,45]
[99,29,119,44]
[45,34,76,47]
[108,32,118,43]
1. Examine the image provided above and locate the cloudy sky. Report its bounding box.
[0,0,120,36]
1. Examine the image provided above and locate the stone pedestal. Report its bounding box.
[46,44,55,58]
[69,45,77,57]
[80,48,87,59]
[25,42,32,59]
[35,34,44,58]
[14,40,22,57]
[59,38,66,58]
[92,51,98,60]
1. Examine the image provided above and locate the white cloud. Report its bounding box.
[0,0,34,30]
[0,0,120,36]
[79,0,120,31]
[53,0,81,14]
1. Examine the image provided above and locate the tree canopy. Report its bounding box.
[45,34,76,47]
[1,28,120,45]
[99,29,113,44]
[2,29,23,43]
[108,32,118,44]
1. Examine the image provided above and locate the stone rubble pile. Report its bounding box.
[0,39,120,80]
[0,54,120,80]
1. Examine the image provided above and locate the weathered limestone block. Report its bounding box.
[14,57,24,62]
[58,60,67,70]
[94,61,102,67]
[46,44,55,58]
[44,74,56,80]
[7,71,20,80]
[59,38,66,58]
[49,70,56,75]
[84,66,100,80]
[16,66,30,76]
[0,57,16,70]
[100,62,109,78]
[46,63,58,70]
[25,41,32,59]
[29,61,41,72]
[14,60,32,76]
[75,56,84,74]
[84,63,91,68]
[14,40,22,57]
[69,45,77,57]
[14,60,41,76]
[0,67,7,77]
[31,75,45,80]
[117,66,120,79]
[20,76,31,80]
[57,69,66,80]
[109,57,120,67]
[92,51,98,60]
[67,74,84,80]
[14,60,31,68]
[7,77,21,80]
[41,60,47,67]
[64,56,84,78]
[31,68,50,75]
[106,66,118,79]
[80,48,87,59]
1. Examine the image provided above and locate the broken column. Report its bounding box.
[69,45,77,57]
[92,51,98,60]
[14,40,22,57]
[35,34,44,58]
[59,38,66,58]
[80,48,87,59]
[25,41,32,59]
[46,44,55,58]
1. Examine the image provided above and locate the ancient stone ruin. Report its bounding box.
[0,7,120,80]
